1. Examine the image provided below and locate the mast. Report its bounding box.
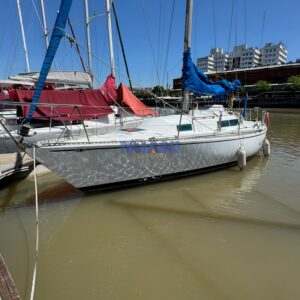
[84,0,93,76]
[105,0,116,77]
[182,0,193,112]
[40,0,49,48]
[16,0,31,72]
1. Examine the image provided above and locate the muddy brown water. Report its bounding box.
[0,110,300,300]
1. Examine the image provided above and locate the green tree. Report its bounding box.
[288,75,300,90]
[152,85,166,96]
[255,80,271,93]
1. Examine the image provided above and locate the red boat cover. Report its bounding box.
[118,84,156,117]
[2,75,156,120]
[100,74,117,105]
[10,89,113,121]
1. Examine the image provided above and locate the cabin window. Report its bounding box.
[219,119,239,128]
[177,124,192,131]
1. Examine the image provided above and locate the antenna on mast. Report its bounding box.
[16,0,31,72]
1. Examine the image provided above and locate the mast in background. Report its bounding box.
[182,0,193,112]
[84,0,93,78]
[40,0,49,48]
[16,0,31,72]
[105,0,116,77]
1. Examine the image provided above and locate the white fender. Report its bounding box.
[263,139,271,156]
[237,147,247,170]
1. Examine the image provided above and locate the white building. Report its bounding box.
[240,47,261,69]
[228,44,247,70]
[197,55,215,73]
[261,42,287,66]
[210,48,229,72]
[196,42,288,73]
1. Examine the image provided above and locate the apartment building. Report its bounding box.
[197,42,288,73]
[240,47,261,69]
[197,55,215,73]
[261,42,288,66]
[210,48,229,72]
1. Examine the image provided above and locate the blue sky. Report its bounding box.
[0,0,299,87]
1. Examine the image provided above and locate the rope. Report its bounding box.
[29,146,39,300]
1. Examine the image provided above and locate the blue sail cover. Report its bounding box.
[182,48,240,96]
[27,0,73,121]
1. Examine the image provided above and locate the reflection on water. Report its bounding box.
[0,112,300,300]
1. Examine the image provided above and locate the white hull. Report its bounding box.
[29,129,267,189]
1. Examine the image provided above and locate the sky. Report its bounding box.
[0,0,299,87]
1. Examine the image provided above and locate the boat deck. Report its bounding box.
[35,112,264,148]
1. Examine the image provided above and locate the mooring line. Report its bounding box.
[29,146,39,300]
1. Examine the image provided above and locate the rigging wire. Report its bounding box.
[212,0,217,49]
[244,0,247,45]
[67,18,88,73]
[227,0,235,53]
[30,0,44,33]
[66,35,177,109]
[139,0,161,84]
[260,10,267,46]
[162,0,176,88]
[111,1,133,90]
[234,0,239,47]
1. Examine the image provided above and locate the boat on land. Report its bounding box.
[17,0,268,190]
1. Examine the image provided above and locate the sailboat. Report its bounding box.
[0,0,154,154]
[18,0,268,190]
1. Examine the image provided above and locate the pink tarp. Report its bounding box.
[118,84,156,117]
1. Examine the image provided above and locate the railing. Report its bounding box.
[0,101,268,147]
[229,107,267,123]
[0,101,183,145]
